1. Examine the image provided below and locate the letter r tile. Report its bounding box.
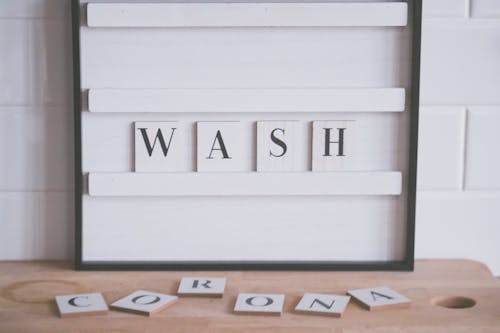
[177,277,226,297]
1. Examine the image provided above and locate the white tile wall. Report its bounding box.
[418,0,500,275]
[0,107,73,191]
[37,192,74,259]
[0,0,69,19]
[420,20,500,105]
[417,107,465,190]
[0,193,38,259]
[416,191,500,266]
[0,20,30,105]
[471,0,500,18]
[423,0,468,18]
[0,0,74,262]
[0,19,71,106]
[0,0,499,275]
[465,107,500,189]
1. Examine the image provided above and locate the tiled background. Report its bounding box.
[0,0,499,273]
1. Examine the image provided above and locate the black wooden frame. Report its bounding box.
[72,0,421,271]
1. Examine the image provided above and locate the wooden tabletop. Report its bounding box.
[0,259,499,332]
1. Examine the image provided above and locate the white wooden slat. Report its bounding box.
[88,172,402,197]
[86,3,408,28]
[88,88,405,113]
[82,194,404,261]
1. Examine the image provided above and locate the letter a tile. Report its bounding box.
[197,121,244,172]
[177,277,226,297]
[234,293,285,316]
[347,286,411,311]
[111,290,178,316]
[55,293,108,318]
[295,293,351,317]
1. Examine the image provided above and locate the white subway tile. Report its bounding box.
[30,19,72,107]
[0,192,38,259]
[0,0,69,19]
[416,191,500,275]
[417,107,465,190]
[36,192,74,259]
[471,0,500,18]
[0,107,73,191]
[0,19,71,107]
[423,0,467,18]
[0,191,73,260]
[465,107,500,189]
[0,21,30,105]
[420,21,500,105]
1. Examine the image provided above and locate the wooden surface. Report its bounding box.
[0,259,499,332]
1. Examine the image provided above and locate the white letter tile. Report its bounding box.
[234,293,284,316]
[111,290,178,316]
[295,293,350,317]
[347,286,410,311]
[55,293,108,318]
[177,277,226,297]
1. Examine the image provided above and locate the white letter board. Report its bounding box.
[72,0,421,270]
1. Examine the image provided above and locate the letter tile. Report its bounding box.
[312,120,357,171]
[295,293,351,317]
[257,121,301,172]
[55,293,108,318]
[134,121,185,172]
[111,290,178,316]
[197,121,243,172]
[347,286,411,311]
[233,293,284,316]
[177,277,226,297]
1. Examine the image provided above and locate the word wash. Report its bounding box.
[135,120,356,172]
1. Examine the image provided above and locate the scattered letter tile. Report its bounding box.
[295,293,351,317]
[312,120,357,171]
[197,121,244,172]
[234,293,285,316]
[55,292,108,318]
[257,121,301,172]
[177,277,226,297]
[347,286,411,311]
[111,290,178,316]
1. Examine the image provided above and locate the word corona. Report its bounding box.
[55,280,411,318]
